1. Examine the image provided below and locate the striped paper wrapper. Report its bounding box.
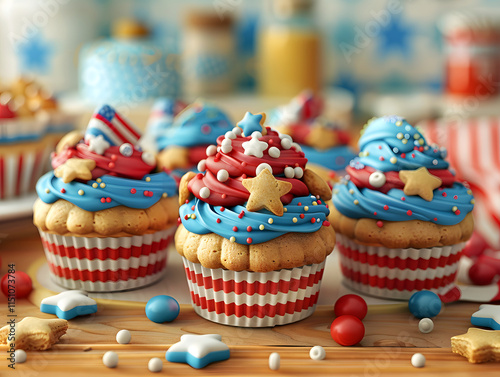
[39,226,175,292]
[337,234,465,300]
[182,257,326,327]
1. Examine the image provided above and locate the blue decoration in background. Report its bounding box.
[377,15,416,60]
[16,34,53,74]
[330,19,357,55]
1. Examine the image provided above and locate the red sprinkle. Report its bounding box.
[300,214,305,219]
[411,153,415,158]
[455,210,461,215]
[376,221,383,228]
[196,173,203,179]
[407,210,412,216]
[268,139,273,144]
[401,153,406,158]
[108,162,115,169]
[242,174,247,179]
[238,211,245,219]
[177,218,182,225]
[322,221,330,227]
[106,197,111,203]
[379,156,385,161]
[111,154,118,161]
[434,217,438,221]
[419,146,424,152]
[241,161,247,167]
[247,238,252,244]
[247,226,252,232]
[383,205,389,210]
[401,197,406,201]
[220,207,225,212]
[442,192,447,197]
[373,212,377,216]
[221,193,226,199]
[131,188,137,194]
[378,145,382,149]
[310,218,316,223]
[298,202,302,206]
[191,205,195,210]
[216,218,221,223]
[60,188,66,194]
[414,146,418,150]
[295,163,300,167]
[185,199,189,204]
[184,215,189,220]
[100,198,105,203]
[453,195,458,200]
[317,200,322,204]
[233,226,238,232]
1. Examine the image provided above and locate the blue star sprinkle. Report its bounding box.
[237,111,265,136]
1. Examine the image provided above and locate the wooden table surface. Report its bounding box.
[1,217,499,376]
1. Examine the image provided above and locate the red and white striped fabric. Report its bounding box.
[39,227,175,292]
[419,117,500,249]
[337,234,465,300]
[183,258,325,327]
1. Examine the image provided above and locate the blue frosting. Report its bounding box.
[300,145,356,171]
[180,195,330,245]
[36,171,177,211]
[471,313,500,330]
[40,302,97,320]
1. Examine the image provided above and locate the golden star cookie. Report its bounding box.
[399,167,442,201]
[54,158,96,183]
[451,328,500,363]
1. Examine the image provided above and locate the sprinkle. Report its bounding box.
[284,208,287,212]
[298,202,302,206]
[45,188,50,193]
[220,207,225,212]
[401,153,406,158]
[247,238,252,244]
[268,147,280,158]
[294,167,304,179]
[323,221,330,227]
[241,161,247,167]
[397,133,404,139]
[191,205,195,210]
[411,153,415,158]
[353,199,359,205]
[259,224,265,230]
[374,212,377,215]
[401,197,406,201]
[217,169,229,182]
[378,145,382,150]
[317,218,320,223]
[206,145,217,156]
[442,192,447,197]
[92,183,98,188]
[96,178,102,183]
[221,193,226,199]
[300,214,305,219]
[393,147,399,153]
[268,218,274,224]
[230,236,236,242]
[111,154,118,161]
[452,206,458,212]
[225,131,236,139]
[199,187,210,199]
[317,200,322,204]
[433,217,438,221]
[390,157,397,164]
[145,177,151,182]
[419,139,424,145]
[310,218,316,223]
[379,156,385,161]
[349,189,354,194]
[106,197,111,203]
[238,211,245,219]
[60,188,66,194]
[100,183,106,188]
[216,218,221,223]
[284,167,295,178]
[293,217,298,223]
[453,195,458,199]
[78,190,84,196]
[190,214,196,219]
[383,205,389,210]
[395,120,403,126]
[467,189,472,195]
[108,162,115,169]
[376,221,383,228]
[185,200,189,204]
[100,198,105,203]
[432,160,438,165]
[414,133,420,139]
[184,214,189,220]
[162,193,168,198]
[407,210,412,216]
[455,209,461,215]
[233,226,238,232]
[247,226,252,232]
[312,201,317,206]
[470,199,475,204]
[404,133,410,139]
[402,139,408,144]
[304,206,309,211]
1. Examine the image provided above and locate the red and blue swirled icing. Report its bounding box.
[332,116,474,225]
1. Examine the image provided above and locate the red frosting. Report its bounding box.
[0,103,16,119]
[188,128,310,206]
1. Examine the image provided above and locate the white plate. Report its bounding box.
[0,194,37,222]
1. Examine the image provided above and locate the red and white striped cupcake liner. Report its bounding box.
[337,234,465,300]
[39,227,175,292]
[182,257,326,327]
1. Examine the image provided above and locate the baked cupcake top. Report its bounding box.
[36,104,177,212]
[332,116,474,226]
[178,112,333,245]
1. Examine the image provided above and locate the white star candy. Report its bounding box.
[88,135,110,155]
[242,135,268,158]
[471,304,500,330]
[40,290,97,320]
[165,334,230,369]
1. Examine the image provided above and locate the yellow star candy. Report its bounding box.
[399,167,442,201]
[54,158,96,183]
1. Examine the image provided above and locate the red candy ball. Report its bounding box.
[330,315,365,346]
[462,232,490,259]
[1,271,33,299]
[469,262,497,286]
[334,294,368,320]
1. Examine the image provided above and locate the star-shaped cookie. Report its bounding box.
[54,158,96,183]
[471,304,500,330]
[56,131,84,153]
[399,167,442,201]
[40,290,97,320]
[165,334,230,369]
[451,328,500,363]
[242,169,292,216]
[0,317,68,350]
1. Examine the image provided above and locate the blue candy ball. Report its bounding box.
[408,291,442,319]
[146,295,180,323]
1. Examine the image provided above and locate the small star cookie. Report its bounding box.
[0,317,68,350]
[451,328,500,363]
[54,158,96,183]
[242,169,292,216]
[399,167,442,201]
[56,131,84,153]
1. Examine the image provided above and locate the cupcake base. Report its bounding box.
[39,227,176,292]
[337,234,465,300]
[183,257,326,327]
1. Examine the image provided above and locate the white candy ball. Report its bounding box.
[309,346,326,360]
[119,143,133,157]
[217,169,229,182]
[284,166,295,178]
[206,145,217,156]
[148,357,163,373]
[281,138,292,150]
[256,163,273,175]
[268,147,280,158]
[197,159,207,172]
[368,171,386,188]
[269,352,280,370]
[225,131,236,139]
[141,152,156,166]
[103,351,119,368]
[222,138,232,146]
[232,127,242,136]
[279,133,292,141]
[251,131,262,139]
[116,329,131,344]
[418,318,434,334]
[294,167,304,179]
[411,353,426,368]
[291,142,302,152]
[221,144,232,153]
[14,349,27,363]
[200,187,211,199]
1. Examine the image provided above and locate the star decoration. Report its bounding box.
[88,135,110,155]
[0,317,68,350]
[305,124,338,150]
[451,328,500,363]
[165,334,230,369]
[377,14,415,60]
[242,169,292,216]
[471,304,500,330]
[16,34,53,74]
[55,158,96,183]
[40,290,97,320]
[399,167,442,201]
[237,111,267,136]
[242,134,268,158]
[56,131,84,153]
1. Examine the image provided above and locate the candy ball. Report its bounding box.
[1,271,33,299]
[309,346,326,360]
[116,329,131,344]
[269,352,280,370]
[145,295,180,323]
[411,353,426,368]
[14,349,27,363]
[103,351,119,368]
[408,291,441,319]
[334,294,368,320]
[148,357,163,373]
[469,262,496,286]
[330,315,365,346]
[418,318,434,334]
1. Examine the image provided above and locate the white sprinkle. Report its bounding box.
[432,159,438,165]
[217,169,229,182]
[269,352,280,370]
[217,146,221,152]
[393,147,399,153]
[103,351,119,368]
[119,143,133,157]
[225,131,236,139]
[284,166,295,178]
[368,171,386,188]
[279,133,292,141]
[197,159,207,172]
[14,349,27,363]
[418,318,434,334]
[309,346,326,360]
[141,152,156,166]
[281,138,292,150]
[251,131,262,139]
[222,138,232,146]
[206,145,217,156]
[116,329,131,344]
[221,143,232,153]
[232,127,242,136]
[411,353,426,368]
[148,357,163,373]
[268,147,280,158]
[200,187,211,199]
[294,167,303,179]
[291,142,302,152]
[256,163,273,175]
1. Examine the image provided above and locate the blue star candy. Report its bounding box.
[237,112,265,136]
[166,334,230,369]
[16,34,53,74]
[377,15,416,60]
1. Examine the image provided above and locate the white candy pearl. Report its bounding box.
[256,163,273,175]
[103,351,119,368]
[411,353,426,368]
[221,143,232,153]
[294,167,304,179]
[368,171,386,188]
[232,127,242,136]
[284,167,295,178]
[141,152,156,166]
[251,131,262,139]
[418,318,434,334]
[116,329,131,344]
[269,352,280,370]
[281,138,292,150]
[268,147,280,158]
[14,349,27,363]
[200,187,210,199]
[148,357,163,373]
[279,133,292,141]
[119,143,133,157]
[309,346,326,360]
[225,131,236,139]
[206,145,217,156]
[291,142,302,152]
[197,159,206,172]
[217,169,229,182]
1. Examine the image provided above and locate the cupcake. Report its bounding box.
[33,104,179,292]
[0,78,76,200]
[147,99,233,179]
[175,111,335,327]
[331,116,474,300]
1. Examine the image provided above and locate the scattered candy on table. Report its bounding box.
[14,349,27,363]
[102,351,119,368]
[330,315,365,346]
[165,334,230,369]
[40,291,97,320]
[269,352,280,370]
[116,329,131,345]
[408,291,442,319]
[468,262,497,286]
[145,295,180,324]
[471,304,500,330]
[418,318,434,334]
[309,346,326,360]
[1,271,32,299]
[411,353,426,368]
[334,294,368,320]
[148,357,163,373]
